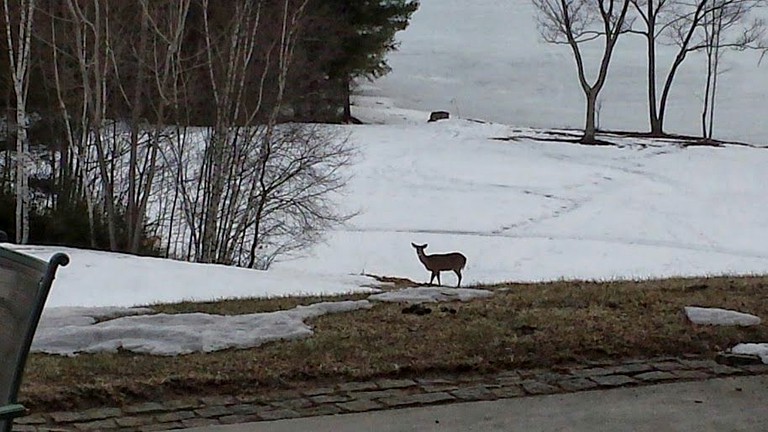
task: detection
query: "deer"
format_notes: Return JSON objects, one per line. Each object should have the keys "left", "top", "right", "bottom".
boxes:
{"left": 411, "top": 243, "right": 467, "bottom": 287}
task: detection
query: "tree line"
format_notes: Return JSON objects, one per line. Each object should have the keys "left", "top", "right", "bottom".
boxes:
{"left": 532, "top": 0, "right": 766, "bottom": 143}
{"left": 0, "top": 0, "right": 418, "bottom": 268}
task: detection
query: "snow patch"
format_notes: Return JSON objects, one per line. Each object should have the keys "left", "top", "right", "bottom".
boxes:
{"left": 731, "top": 343, "right": 768, "bottom": 364}
{"left": 38, "top": 306, "right": 155, "bottom": 328}
{"left": 6, "top": 245, "right": 377, "bottom": 308}
{"left": 31, "top": 300, "right": 371, "bottom": 356}
{"left": 369, "top": 287, "right": 493, "bottom": 304}
{"left": 684, "top": 306, "right": 761, "bottom": 326}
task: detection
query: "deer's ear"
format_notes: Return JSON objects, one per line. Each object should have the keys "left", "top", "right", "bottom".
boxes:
{"left": 411, "top": 242, "right": 417, "bottom": 248}
{"left": 423, "top": 244, "right": 428, "bottom": 248}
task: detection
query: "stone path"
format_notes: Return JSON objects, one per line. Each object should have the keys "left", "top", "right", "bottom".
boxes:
{"left": 14, "top": 356, "right": 768, "bottom": 432}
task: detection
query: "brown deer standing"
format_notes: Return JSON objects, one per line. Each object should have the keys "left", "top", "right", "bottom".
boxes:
{"left": 411, "top": 243, "right": 467, "bottom": 287}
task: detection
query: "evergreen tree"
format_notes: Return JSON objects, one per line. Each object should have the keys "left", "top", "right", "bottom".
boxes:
{"left": 310, "top": 0, "right": 419, "bottom": 121}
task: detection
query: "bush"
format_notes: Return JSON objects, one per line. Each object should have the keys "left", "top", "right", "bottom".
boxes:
{"left": 0, "top": 187, "right": 158, "bottom": 255}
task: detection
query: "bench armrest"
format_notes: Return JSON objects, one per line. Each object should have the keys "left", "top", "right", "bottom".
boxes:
{"left": 0, "top": 404, "right": 26, "bottom": 420}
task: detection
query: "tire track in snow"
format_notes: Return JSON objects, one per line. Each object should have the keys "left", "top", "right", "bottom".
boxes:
{"left": 341, "top": 227, "right": 768, "bottom": 261}
{"left": 491, "top": 146, "right": 683, "bottom": 234}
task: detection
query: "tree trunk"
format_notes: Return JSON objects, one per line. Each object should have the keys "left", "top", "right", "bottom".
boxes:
{"left": 127, "top": 11, "right": 149, "bottom": 253}
{"left": 92, "top": 132, "right": 119, "bottom": 250}
{"left": 342, "top": 78, "right": 351, "bottom": 123}
{"left": 582, "top": 90, "right": 598, "bottom": 143}
{"left": 201, "top": 129, "right": 226, "bottom": 263}
{"left": 14, "top": 109, "right": 29, "bottom": 244}
{"left": 4, "top": 0, "right": 35, "bottom": 244}
{"left": 656, "top": 0, "right": 708, "bottom": 136}
{"left": 650, "top": 116, "right": 663, "bottom": 137}
{"left": 646, "top": 6, "right": 663, "bottom": 136}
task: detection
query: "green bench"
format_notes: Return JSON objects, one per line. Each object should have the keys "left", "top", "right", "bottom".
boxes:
{"left": 0, "top": 246, "right": 69, "bottom": 432}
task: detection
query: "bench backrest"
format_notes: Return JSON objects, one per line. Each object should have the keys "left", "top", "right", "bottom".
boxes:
{"left": 0, "top": 247, "right": 68, "bottom": 424}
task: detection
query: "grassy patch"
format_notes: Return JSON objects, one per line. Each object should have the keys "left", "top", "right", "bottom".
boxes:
{"left": 21, "top": 275, "right": 768, "bottom": 411}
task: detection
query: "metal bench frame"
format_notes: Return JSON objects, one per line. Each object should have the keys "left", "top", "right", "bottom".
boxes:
{"left": 0, "top": 246, "right": 69, "bottom": 432}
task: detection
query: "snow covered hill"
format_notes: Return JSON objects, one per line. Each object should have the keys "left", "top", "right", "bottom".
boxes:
{"left": 5, "top": 108, "right": 768, "bottom": 309}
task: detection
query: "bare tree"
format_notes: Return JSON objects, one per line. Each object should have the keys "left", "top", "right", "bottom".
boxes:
{"left": 700, "top": 0, "right": 765, "bottom": 139}
{"left": 59, "top": 0, "right": 120, "bottom": 250}
{"left": 31, "top": 0, "right": 355, "bottom": 266}
{"left": 242, "top": 124, "right": 355, "bottom": 270}
{"left": 629, "top": 0, "right": 676, "bottom": 136}
{"left": 532, "top": 0, "right": 632, "bottom": 143}
{"left": 156, "top": 0, "right": 355, "bottom": 268}
{"left": 193, "top": 0, "right": 269, "bottom": 263}
{"left": 120, "top": 3, "right": 151, "bottom": 253}
{"left": 629, "top": 0, "right": 764, "bottom": 136}
{"left": 3, "top": 0, "right": 36, "bottom": 243}
{"left": 110, "top": 0, "right": 192, "bottom": 253}
{"left": 39, "top": 0, "right": 100, "bottom": 247}
{"left": 702, "top": 1, "right": 725, "bottom": 140}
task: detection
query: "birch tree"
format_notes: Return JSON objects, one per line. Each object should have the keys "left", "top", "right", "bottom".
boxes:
{"left": 532, "top": 0, "right": 632, "bottom": 143}
{"left": 60, "top": 0, "right": 120, "bottom": 250}
{"left": 41, "top": 0, "right": 100, "bottom": 247}
{"left": 3, "top": 0, "right": 35, "bottom": 244}
{"left": 162, "top": 0, "right": 355, "bottom": 268}
{"left": 25, "top": 0, "right": 355, "bottom": 262}
{"left": 192, "top": 0, "right": 268, "bottom": 263}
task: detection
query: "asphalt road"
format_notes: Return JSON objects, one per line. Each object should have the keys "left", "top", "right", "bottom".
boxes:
{"left": 184, "top": 375, "right": 768, "bottom": 432}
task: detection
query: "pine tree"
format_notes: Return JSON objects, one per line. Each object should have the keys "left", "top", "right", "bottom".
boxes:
{"left": 310, "top": 0, "right": 419, "bottom": 121}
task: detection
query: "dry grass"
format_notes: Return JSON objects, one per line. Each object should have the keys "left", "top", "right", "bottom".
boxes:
{"left": 148, "top": 293, "right": 372, "bottom": 315}
{"left": 21, "top": 275, "right": 768, "bottom": 411}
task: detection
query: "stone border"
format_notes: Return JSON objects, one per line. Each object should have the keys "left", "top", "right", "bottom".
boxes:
{"left": 14, "top": 357, "right": 768, "bottom": 431}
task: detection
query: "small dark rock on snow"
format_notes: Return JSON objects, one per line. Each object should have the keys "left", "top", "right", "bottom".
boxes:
{"left": 428, "top": 111, "right": 450, "bottom": 122}
{"left": 716, "top": 352, "right": 763, "bottom": 366}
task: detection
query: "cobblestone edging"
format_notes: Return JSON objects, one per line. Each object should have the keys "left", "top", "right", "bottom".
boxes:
{"left": 15, "top": 357, "right": 768, "bottom": 432}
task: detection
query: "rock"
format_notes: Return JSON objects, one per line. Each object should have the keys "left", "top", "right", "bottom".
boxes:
{"left": 402, "top": 304, "right": 432, "bottom": 315}
{"left": 439, "top": 306, "right": 457, "bottom": 314}
{"left": 730, "top": 343, "right": 768, "bottom": 364}
{"left": 428, "top": 111, "right": 450, "bottom": 122}
{"left": 716, "top": 352, "right": 764, "bottom": 366}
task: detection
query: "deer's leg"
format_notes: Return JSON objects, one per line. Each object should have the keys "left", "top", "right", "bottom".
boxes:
{"left": 436, "top": 272, "right": 442, "bottom": 286}
{"left": 430, "top": 272, "right": 437, "bottom": 285}
{"left": 454, "top": 269, "right": 462, "bottom": 287}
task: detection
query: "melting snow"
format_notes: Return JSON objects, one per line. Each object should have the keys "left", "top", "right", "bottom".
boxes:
{"left": 31, "top": 301, "right": 372, "bottom": 356}
{"left": 369, "top": 287, "right": 493, "bottom": 304}
{"left": 684, "top": 306, "right": 762, "bottom": 326}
